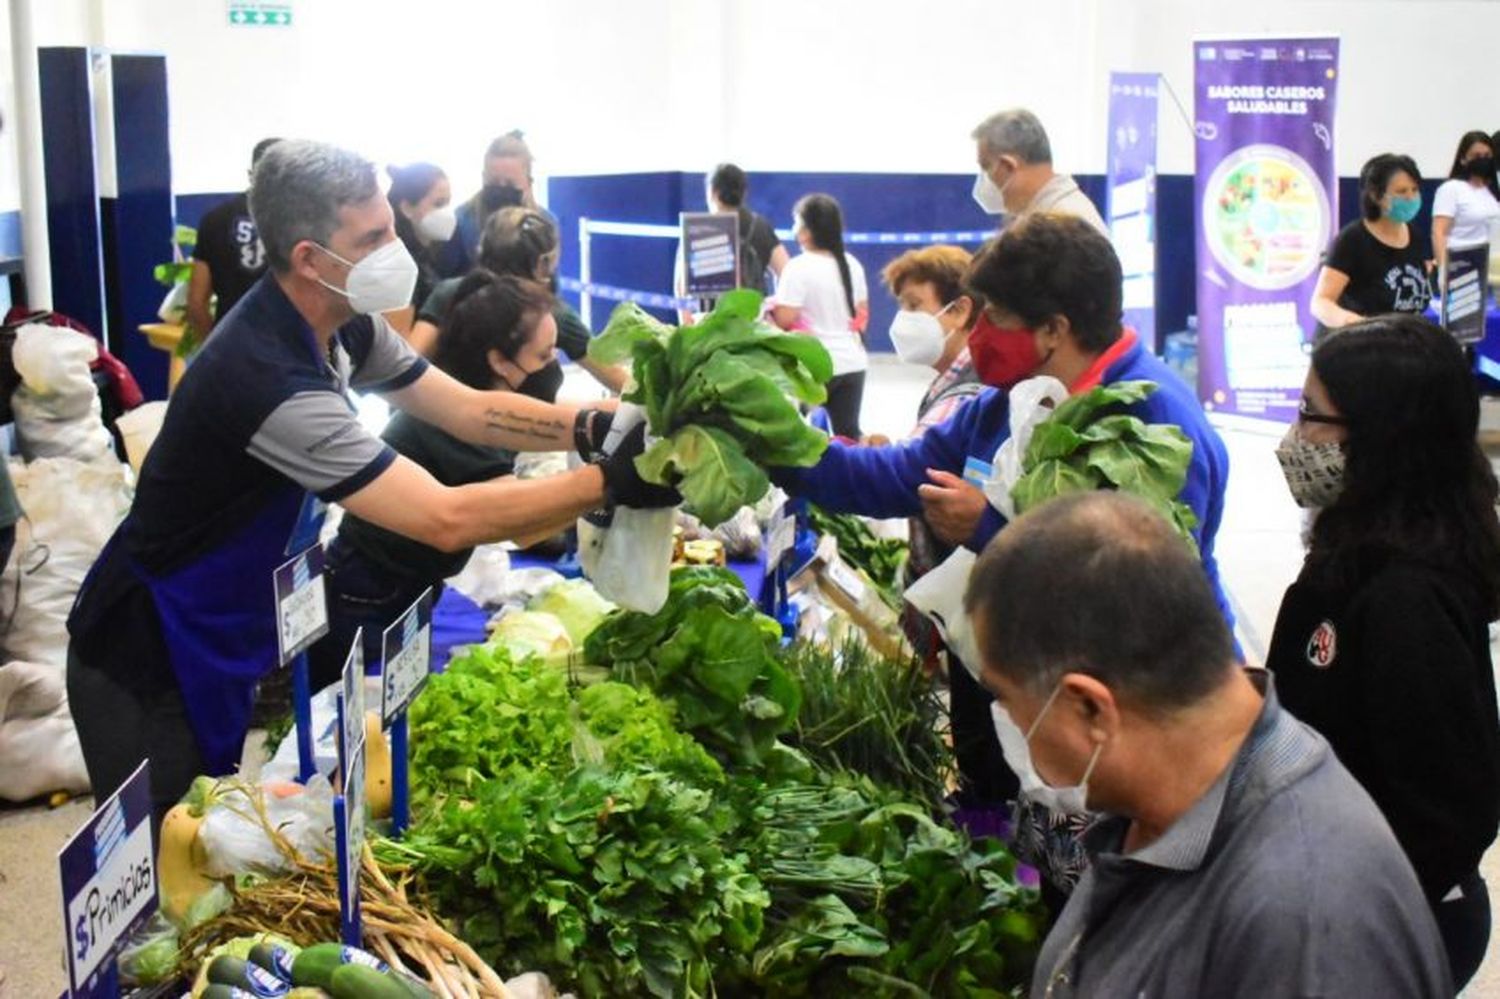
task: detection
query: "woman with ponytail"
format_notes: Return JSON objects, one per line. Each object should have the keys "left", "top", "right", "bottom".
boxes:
{"left": 772, "top": 193, "right": 870, "bottom": 439}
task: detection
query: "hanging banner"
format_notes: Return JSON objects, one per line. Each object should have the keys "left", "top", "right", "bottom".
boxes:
{"left": 1107, "top": 72, "right": 1160, "bottom": 346}
{"left": 1193, "top": 37, "right": 1339, "bottom": 417}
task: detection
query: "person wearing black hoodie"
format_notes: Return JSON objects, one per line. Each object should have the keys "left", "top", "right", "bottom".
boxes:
{"left": 1266, "top": 314, "right": 1500, "bottom": 990}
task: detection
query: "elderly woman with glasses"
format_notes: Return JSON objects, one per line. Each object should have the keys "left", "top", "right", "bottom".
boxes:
{"left": 1266, "top": 313, "right": 1500, "bottom": 989}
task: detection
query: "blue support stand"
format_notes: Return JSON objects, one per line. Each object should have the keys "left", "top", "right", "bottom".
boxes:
{"left": 390, "top": 713, "right": 409, "bottom": 836}
{"left": 332, "top": 795, "right": 360, "bottom": 946}
{"left": 292, "top": 652, "right": 315, "bottom": 782}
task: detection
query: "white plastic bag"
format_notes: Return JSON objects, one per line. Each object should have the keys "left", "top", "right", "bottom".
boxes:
{"left": 157, "top": 281, "right": 189, "bottom": 324}
{"left": 0, "top": 659, "right": 90, "bottom": 799}
{"left": 261, "top": 675, "right": 380, "bottom": 783}
{"left": 115, "top": 400, "right": 168, "bottom": 476}
{"left": 197, "top": 775, "right": 336, "bottom": 876}
{"left": 903, "top": 548, "right": 983, "bottom": 680}
{"left": 983, "top": 375, "right": 1070, "bottom": 520}
{"left": 0, "top": 456, "right": 133, "bottom": 666}
{"left": 578, "top": 403, "right": 675, "bottom": 613}
{"left": 9, "top": 324, "right": 114, "bottom": 463}
{"left": 445, "top": 543, "right": 513, "bottom": 608}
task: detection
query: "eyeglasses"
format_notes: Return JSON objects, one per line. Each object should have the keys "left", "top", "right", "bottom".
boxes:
{"left": 1297, "top": 401, "right": 1349, "bottom": 426}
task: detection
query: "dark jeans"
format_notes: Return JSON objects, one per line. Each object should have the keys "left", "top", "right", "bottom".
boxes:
{"left": 66, "top": 642, "right": 205, "bottom": 834}
{"left": 824, "top": 371, "right": 866, "bottom": 440}
{"left": 307, "top": 540, "right": 438, "bottom": 691}
{"left": 1434, "top": 869, "right": 1490, "bottom": 991}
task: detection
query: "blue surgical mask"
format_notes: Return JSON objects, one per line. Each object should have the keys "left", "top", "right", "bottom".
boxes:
{"left": 1386, "top": 194, "right": 1421, "bottom": 224}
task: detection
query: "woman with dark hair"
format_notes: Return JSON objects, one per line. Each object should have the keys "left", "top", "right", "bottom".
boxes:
{"left": 415, "top": 206, "right": 626, "bottom": 391}
{"left": 1267, "top": 314, "right": 1500, "bottom": 989}
{"left": 310, "top": 272, "right": 561, "bottom": 682}
{"left": 387, "top": 162, "right": 453, "bottom": 315}
{"left": 1432, "top": 131, "right": 1500, "bottom": 272}
{"left": 1310, "top": 153, "right": 1430, "bottom": 335}
{"left": 772, "top": 193, "right": 870, "bottom": 439}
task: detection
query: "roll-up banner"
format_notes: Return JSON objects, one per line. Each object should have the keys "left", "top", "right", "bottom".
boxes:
{"left": 1193, "top": 37, "right": 1339, "bottom": 417}
{"left": 1106, "top": 72, "right": 1160, "bottom": 347}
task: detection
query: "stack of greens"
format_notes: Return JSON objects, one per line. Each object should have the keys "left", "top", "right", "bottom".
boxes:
{"left": 590, "top": 291, "right": 833, "bottom": 526}
{"left": 393, "top": 641, "right": 1043, "bottom": 998}
{"left": 780, "top": 639, "right": 952, "bottom": 810}
{"left": 583, "top": 566, "right": 801, "bottom": 767}
{"left": 1011, "top": 380, "right": 1199, "bottom": 546}
{"left": 806, "top": 504, "right": 909, "bottom": 609}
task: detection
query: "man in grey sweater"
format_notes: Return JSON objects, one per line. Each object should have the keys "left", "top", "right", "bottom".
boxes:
{"left": 964, "top": 491, "right": 1451, "bottom": 997}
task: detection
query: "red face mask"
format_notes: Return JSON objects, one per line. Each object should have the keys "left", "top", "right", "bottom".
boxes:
{"left": 969, "top": 314, "right": 1043, "bottom": 389}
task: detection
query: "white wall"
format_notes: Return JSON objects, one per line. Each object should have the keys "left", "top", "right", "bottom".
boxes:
{"left": 0, "top": 0, "right": 1496, "bottom": 211}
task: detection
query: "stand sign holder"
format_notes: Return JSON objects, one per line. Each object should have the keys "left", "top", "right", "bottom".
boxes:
{"left": 274, "top": 543, "right": 330, "bottom": 782}
{"left": 59, "top": 761, "right": 157, "bottom": 998}
{"left": 681, "top": 211, "right": 740, "bottom": 314}
{"left": 334, "top": 630, "right": 366, "bottom": 947}
{"left": 380, "top": 588, "right": 435, "bottom": 836}
{"left": 1440, "top": 244, "right": 1491, "bottom": 345}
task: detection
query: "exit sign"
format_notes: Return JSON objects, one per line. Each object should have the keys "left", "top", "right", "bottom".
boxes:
{"left": 228, "top": 2, "right": 293, "bottom": 27}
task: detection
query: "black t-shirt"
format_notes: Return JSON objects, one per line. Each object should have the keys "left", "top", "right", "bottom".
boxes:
{"left": 193, "top": 192, "right": 267, "bottom": 325}
{"left": 738, "top": 207, "right": 781, "bottom": 291}
{"left": 337, "top": 412, "right": 516, "bottom": 583}
{"left": 418, "top": 277, "right": 592, "bottom": 360}
{"left": 1324, "top": 220, "right": 1431, "bottom": 318}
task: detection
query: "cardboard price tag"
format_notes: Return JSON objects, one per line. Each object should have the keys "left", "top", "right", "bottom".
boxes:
{"left": 381, "top": 590, "right": 434, "bottom": 724}
{"left": 59, "top": 761, "right": 157, "bottom": 997}
{"left": 274, "top": 545, "right": 329, "bottom": 664}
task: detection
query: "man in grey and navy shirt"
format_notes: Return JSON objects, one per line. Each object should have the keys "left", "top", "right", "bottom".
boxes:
{"left": 964, "top": 492, "right": 1451, "bottom": 997}
{"left": 67, "top": 140, "right": 670, "bottom": 822}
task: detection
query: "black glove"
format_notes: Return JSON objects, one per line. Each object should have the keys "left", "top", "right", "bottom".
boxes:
{"left": 600, "top": 422, "right": 681, "bottom": 509}
{"left": 573, "top": 408, "right": 614, "bottom": 461}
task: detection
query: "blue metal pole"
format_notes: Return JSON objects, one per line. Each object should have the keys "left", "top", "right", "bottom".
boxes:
{"left": 292, "top": 652, "right": 315, "bottom": 782}
{"left": 390, "top": 712, "right": 409, "bottom": 837}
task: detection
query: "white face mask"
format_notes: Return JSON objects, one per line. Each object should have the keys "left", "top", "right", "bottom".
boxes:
{"left": 314, "top": 239, "right": 419, "bottom": 315}
{"left": 990, "top": 685, "right": 1103, "bottom": 816}
{"left": 889, "top": 301, "right": 955, "bottom": 368}
{"left": 973, "top": 167, "right": 1008, "bottom": 215}
{"left": 416, "top": 205, "right": 457, "bottom": 243}
{"left": 1275, "top": 424, "right": 1347, "bottom": 508}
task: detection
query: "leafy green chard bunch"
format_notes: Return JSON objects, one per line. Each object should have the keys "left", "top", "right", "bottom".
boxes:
{"left": 591, "top": 290, "right": 833, "bottom": 526}
{"left": 1012, "top": 380, "right": 1200, "bottom": 547}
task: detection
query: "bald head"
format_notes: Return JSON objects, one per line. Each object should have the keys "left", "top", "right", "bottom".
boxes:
{"left": 964, "top": 492, "right": 1233, "bottom": 711}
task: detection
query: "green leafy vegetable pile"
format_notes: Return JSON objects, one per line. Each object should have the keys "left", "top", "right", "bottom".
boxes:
{"left": 806, "top": 504, "right": 909, "bottom": 609}
{"left": 584, "top": 566, "right": 801, "bottom": 768}
{"left": 1011, "top": 380, "right": 1198, "bottom": 545}
{"left": 392, "top": 577, "right": 1044, "bottom": 998}
{"left": 590, "top": 290, "right": 833, "bottom": 526}
{"left": 781, "top": 639, "right": 952, "bottom": 810}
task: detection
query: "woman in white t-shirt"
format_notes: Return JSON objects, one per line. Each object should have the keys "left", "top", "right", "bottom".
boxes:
{"left": 772, "top": 194, "right": 870, "bottom": 439}
{"left": 1432, "top": 130, "right": 1500, "bottom": 272}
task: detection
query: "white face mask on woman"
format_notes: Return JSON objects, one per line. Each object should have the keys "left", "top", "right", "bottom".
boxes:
{"left": 313, "top": 238, "right": 419, "bottom": 315}
{"left": 989, "top": 684, "right": 1103, "bottom": 816}
{"left": 416, "top": 205, "right": 458, "bottom": 243}
{"left": 888, "top": 301, "right": 956, "bottom": 367}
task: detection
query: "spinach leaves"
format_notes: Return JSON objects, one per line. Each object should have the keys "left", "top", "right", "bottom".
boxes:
{"left": 591, "top": 291, "right": 832, "bottom": 526}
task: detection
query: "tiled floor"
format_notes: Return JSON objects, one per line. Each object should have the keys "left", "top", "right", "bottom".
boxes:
{"left": 1, "top": 359, "right": 1496, "bottom": 996}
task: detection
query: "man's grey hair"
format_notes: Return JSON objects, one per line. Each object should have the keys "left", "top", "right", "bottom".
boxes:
{"left": 971, "top": 108, "right": 1053, "bottom": 165}
{"left": 248, "top": 139, "right": 380, "bottom": 272}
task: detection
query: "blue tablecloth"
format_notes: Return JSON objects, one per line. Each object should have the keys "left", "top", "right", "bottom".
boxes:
{"left": 430, "top": 553, "right": 768, "bottom": 669}
{"left": 1469, "top": 306, "right": 1500, "bottom": 387}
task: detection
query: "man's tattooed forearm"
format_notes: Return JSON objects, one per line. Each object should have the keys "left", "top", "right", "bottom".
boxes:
{"left": 485, "top": 409, "right": 568, "bottom": 441}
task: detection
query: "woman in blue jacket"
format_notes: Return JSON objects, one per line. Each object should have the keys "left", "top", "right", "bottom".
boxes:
{"left": 778, "top": 213, "right": 1232, "bottom": 819}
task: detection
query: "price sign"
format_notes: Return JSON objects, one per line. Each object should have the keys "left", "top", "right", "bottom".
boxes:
{"left": 340, "top": 737, "right": 366, "bottom": 912}
{"left": 381, "top": 590, "right": 434, "bottom": 724}
{"left": 826, "top": 557, "right": 868, "bottom": 605}
{"left": 273, "top": 545, "right": 329, "bottom": 664}
{"left": 59, "top": 761, "right": 157, "bottom": 998}
{"left": 340, "top": 631, "right": 365, "bottom": 785}
{"left": 1440, "top": 245, "right": 1490, "bottom": 345}
{"left": 766, "top": 505, "right": 796, "bottom": 569}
